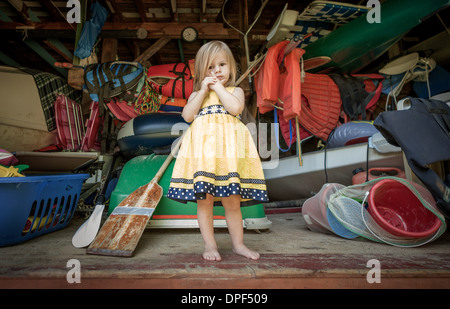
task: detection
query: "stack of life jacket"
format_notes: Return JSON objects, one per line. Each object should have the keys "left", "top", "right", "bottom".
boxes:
{"left": 84, "top": 61, "right": 145, "bottom": 105}
{"left": 255, "top": 40, "right": 385, "bottom": 149}
{"left": 83, "top": 60, "right": 195, "bottom": 122}
{"left": 140, "top": 59, "right": 195, "bottom": 114}
{"left": 83, "top": 61, "right": 145, "bottom": 122}
{"left": 254, "top": 41, "right": 342, "bottom": 152}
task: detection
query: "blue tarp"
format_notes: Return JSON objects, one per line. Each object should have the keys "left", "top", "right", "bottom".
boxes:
{"left": 74, "top": 2, "right": 108, "bottom": 59}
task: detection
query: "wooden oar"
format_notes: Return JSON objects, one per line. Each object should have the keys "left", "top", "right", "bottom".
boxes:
{"left": 86, "top": 137, "right": 182, "bottom": 257}
{"left": 303, "top": 56, "right": 331, "bottom": 71}
{"left": 72, "top": 152, "right": 118, "bottom": 248}
{"left": 295, "top": 116, "right": 303, "bottom": 166}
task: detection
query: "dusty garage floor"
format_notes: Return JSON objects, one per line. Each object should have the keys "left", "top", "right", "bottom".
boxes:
{"left": 0, "top": 210, "right": 449, "bottom": 293}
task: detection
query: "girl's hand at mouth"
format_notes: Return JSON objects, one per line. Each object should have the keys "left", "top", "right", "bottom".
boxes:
{"left": 208, "top": 72, "right": 225, "bottom": 90}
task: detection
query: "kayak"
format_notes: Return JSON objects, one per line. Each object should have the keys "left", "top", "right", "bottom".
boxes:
{"left": 303, "top": 0, "right": 450, "bottom": 73}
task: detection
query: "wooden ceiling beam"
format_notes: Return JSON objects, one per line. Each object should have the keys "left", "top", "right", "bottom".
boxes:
{"left": 43, "top": 39, "right": 73, "bottom": 62}
{"left": 135, "top": 0, "right": 148, "bottom": 23}
{"left": 6, "top": 0, "right": 70, "bottom": 77}
{"left": 134, "top": 36, "right": 171, "bottom": 63}
{"left": 7, "top": 0, "right": 33, "bottom": 22}
{"left": 99, "top": 0, "right": 124, "bottom": 22}
{"left": 200, "top": 0, "right": 207, "bottom": 22}
{"left": 39, "top": 0, "right": 68, "bottom": 22}
{"left": 1, "top": 22, "right": 242, "bottom": 39}
{"left": 23, "top": 39, "right": 67, "bottom": 78}
{"left": 101, "top": 38, "right": 117, "bottom": 62}
{"left": 170, "top": 0, "right": 178, "bottom": 22}
{"left": 0, "top": 50, "right": 22, "bottom": 67}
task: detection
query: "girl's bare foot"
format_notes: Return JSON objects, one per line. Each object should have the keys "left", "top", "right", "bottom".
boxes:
{"left": 203, "top": 245, "right": 222, "bottom": 261}
{"left": 233, "top": 244, "right": 260, "bottom": 260}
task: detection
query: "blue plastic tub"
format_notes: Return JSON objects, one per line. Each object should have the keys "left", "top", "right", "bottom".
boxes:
{"left": 0, "top": 173, "right": 89, "bottom": 246}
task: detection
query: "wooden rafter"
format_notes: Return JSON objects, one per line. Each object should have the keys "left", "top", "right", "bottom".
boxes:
{"left": 134, "top": 36, "right": 171, "bottom": 63}
{"left": 7, "top": 0, "right": 34, "bottom": 23}
{"left": 0, "top": 0, "right": 291, "bottom": 76}
{"left": 200, "top": 0, "right": 207, "bottom": 22}
{"left": 135, "top": 0, "right": 148, "bottom": 23}
{"left": 5, "top": 0, "right": 69, "bottom": 77}
{"left": 170, "top": 0, "right": 178, "bottom": 22}
{"left": 102, "top": 0, "right": 124, "bottom": 22}
{"left": 1, "top": 22, "right": 242, "bottom": 40}
{"left": 39, "top": 0, "right": 68, "bottom": 22}
{"left": 43, "top": 39, "right": 73, "bottom": 62}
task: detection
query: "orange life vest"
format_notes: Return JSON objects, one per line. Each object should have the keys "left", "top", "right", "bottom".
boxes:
{"left": 158, "top": 95, "right": 187, "bottom": 113}
{"left": 255, "top": 40, "right": 289, "bottom": 114}
{"left": 255, "top": 41, "right": 309, "bottom": 146}
{"left": 278, "top": 47, "right": 305, "bottom": 121}
{"left": 277, "top": 47, "right": 310, "bottom": 148}
{"left": 255, "top": 41, "right": 342, "bottom": 143}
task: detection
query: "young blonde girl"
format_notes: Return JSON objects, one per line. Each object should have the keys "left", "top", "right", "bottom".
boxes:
{"left": 167, "top": 41, "right": 268, "bottom": 261}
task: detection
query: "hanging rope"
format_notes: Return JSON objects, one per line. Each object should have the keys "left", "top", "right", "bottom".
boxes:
{"left": 134, "top": 77, "right": 161, "bottom": 114}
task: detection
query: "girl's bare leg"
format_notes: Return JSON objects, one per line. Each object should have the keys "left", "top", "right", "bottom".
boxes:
{"left": 221, "top": 195, "right": 260, "bottom": 260}
{"left": 197, "top": 194, "right": 221, "bottom": 261}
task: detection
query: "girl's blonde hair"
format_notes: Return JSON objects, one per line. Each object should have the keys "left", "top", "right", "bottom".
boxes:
{"left": 193, "top": 41, "right": 237, "bottom": 91}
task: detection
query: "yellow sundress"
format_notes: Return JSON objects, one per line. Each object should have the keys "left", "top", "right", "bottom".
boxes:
{"left": 167, "top": 87, "right": 268, "bottom": 206}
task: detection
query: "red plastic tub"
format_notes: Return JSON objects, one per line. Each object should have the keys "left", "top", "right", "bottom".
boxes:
{"left": 368, "top": 178, "right": 441, "bottom": 238}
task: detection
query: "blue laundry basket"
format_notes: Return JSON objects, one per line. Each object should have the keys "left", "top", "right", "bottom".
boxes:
{"left": 0, "top": 174, "right": 89, "bottom": 246}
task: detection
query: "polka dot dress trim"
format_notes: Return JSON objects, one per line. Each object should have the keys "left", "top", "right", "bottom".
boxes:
{"left": 198, "top": 104, "right": 241, "bottom": 120}
{"left": 167, "top": 172, "right": 268, "bottom": 205}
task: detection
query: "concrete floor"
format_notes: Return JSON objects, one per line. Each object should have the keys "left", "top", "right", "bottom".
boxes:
{"left": 0, "top": 210, "right": 449, "bottom": 290}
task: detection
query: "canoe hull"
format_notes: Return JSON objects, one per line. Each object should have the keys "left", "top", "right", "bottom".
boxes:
{"left": 303, "top": 0, "right": 450, "bottom": 73}
{"left": 263, "top": 143, "right": 404, "bottom": 201}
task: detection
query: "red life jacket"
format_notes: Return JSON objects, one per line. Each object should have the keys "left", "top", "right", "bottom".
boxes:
{"left": 276, "top": 109, "right": 312, "bottom": 150}
{"left": 299, "top": 73, "right": 342, "bottom": 141}
{"left": 148, "top": 59, "right": 194, "bottom": 100}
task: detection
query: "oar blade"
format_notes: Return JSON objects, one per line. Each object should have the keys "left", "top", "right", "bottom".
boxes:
{"left": 86, "top": 181, "right": 163, "bottom": 257}
{"left": 72, "top": 204, "right": 105, "bottom": 248}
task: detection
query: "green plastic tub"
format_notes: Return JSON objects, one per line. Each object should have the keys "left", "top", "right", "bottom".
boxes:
{"left": 109, "top": 154, "right": 272, "bottom": 230}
